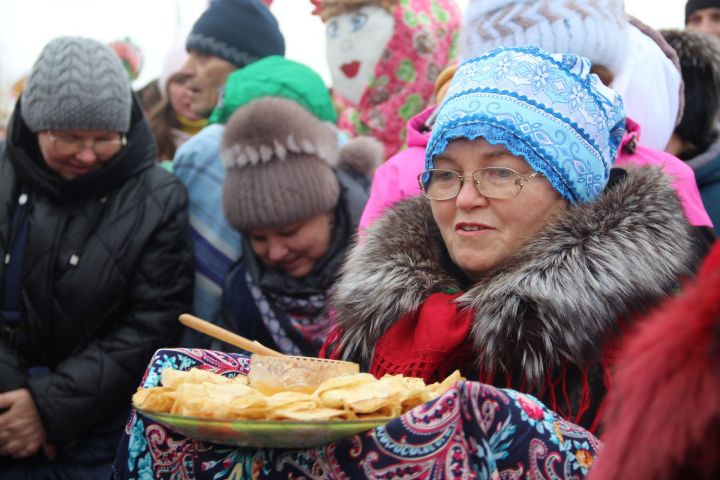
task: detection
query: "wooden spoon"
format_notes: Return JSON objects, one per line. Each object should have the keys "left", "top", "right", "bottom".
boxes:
{"left": 179, "top": 313, "right": 284, "bottom": 357}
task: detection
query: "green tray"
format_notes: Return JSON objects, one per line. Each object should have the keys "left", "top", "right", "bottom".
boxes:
{"left": 137, "top": 409, "right": 389, "bottom": 448}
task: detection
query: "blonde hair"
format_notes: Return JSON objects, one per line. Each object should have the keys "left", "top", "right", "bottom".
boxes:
{"left": 313, "top": 0, "right": 397, "bottom": 22}
{"left": 433, "top": 63, "right": 458, "bottom": 104}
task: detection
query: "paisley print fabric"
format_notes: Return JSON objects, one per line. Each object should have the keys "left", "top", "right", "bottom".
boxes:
{"left": 112, "top": 349, "right": 600, "bottom": 479}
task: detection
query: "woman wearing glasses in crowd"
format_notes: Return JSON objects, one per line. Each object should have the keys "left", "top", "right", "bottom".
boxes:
{"left": 324, "top": 46, "right": 698, "bottom": 432}
{"left": 0, "top": 37, "right": 193, "bottom": 477}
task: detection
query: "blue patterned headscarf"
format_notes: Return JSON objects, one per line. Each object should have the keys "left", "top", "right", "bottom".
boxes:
{"left": 426, "top": 46, "right": 626, "bottom": 203}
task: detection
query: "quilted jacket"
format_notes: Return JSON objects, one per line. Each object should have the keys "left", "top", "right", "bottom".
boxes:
{"left": 0, "top": 96, "right": 194, "bottom": 452}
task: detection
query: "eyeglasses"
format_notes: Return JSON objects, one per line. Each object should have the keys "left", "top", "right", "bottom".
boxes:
{"left": 418, "top": 167, "right": 544, "bottom": 201}
{"left": 48, "top": 131, "right": 127, "bottom": 157}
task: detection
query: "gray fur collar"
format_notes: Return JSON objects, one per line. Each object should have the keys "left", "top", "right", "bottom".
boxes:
{"left": 332, "top": 167, "right": 696, "bottom": 386}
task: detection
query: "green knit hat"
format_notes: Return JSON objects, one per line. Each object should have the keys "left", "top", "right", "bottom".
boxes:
{"left": 208, "top": 55, "right": 337, "bottom": 125}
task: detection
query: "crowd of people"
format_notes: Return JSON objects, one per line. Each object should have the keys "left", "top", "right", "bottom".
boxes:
{"left": 0, "top": 0, "right": 718, "bottom": 478}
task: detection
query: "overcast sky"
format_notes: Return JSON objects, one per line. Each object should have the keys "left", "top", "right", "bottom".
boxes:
{"left": 0, "top": 0, "right": 687, "bottom": 91}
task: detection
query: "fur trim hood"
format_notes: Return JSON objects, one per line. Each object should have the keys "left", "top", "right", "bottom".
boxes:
{"left": 333, "top": 167, "right": 696, "bottom": 386}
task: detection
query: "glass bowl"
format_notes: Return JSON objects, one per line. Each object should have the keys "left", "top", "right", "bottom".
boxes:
{"left": 248, "top": 354, "right": 360, "bottom": 395}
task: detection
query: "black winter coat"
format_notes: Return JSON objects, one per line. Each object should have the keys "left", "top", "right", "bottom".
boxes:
{"left": 0, "top": 97, "right": 194, "bottom": 452}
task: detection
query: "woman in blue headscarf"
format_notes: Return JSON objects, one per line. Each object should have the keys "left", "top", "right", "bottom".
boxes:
{"left": 325, "top": 46, "right": 698, "bottom": 431}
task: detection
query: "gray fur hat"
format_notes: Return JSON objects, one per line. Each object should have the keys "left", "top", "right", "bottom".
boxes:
{"left": 21, "top": 36, "right": 132, "bottom": 133}
{"left": 221, "top": 96, "right": 383, "bottom": 232}
{"left": 221, "top": 97, "right": 341, "bottom": 232}
{"left": 661, "top": 29, "right": 720, "bottom": 154}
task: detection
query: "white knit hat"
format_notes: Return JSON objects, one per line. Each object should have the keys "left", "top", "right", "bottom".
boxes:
{"left": 158, "top": 26, "right": 192, "bottom": 98}
{"left": 461, "top": 0, "right": 629, "bottom": 74}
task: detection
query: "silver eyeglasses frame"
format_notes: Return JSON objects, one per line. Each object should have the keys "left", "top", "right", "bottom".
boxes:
{"left": 47, "top": 131, "right": 127, "bottom": 156}
{"left": 417, "top": 167, "right": 544, "bottom": 200}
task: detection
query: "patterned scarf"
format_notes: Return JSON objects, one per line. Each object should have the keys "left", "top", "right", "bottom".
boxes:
{"left": 242, "top": 207, "right": 350, "bottom": 356}
{"left": 245, "top": 268, "right": 335, "bottom": 356}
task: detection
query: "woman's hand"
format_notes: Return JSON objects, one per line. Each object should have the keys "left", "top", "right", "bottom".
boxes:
{"left": 0, "top": 388, "right": 47, "bottom": 458}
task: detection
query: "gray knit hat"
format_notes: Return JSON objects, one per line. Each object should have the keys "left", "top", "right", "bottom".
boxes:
{"left": 221, "top": 97, "right": 341, "bottom": 232}
{"left": 21, "top": 36, "right": 132, "bottom": 133}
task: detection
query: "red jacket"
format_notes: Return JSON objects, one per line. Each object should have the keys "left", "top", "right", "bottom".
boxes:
{"left": 590, "top": 241, "right": 720, "bottom": 479}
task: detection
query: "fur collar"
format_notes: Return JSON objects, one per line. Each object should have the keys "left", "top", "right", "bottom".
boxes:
{"left": 332, "top": 167, "right": 696, "bottom": 386}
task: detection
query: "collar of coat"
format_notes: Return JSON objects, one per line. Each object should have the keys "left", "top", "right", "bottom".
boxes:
{"left": 332, "top": 166, "right": 696, "bottom": 387}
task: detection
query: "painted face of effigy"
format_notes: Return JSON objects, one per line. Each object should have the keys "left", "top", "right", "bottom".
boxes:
{"left": 325, "top": 4, "right": 395, "bottom": 105}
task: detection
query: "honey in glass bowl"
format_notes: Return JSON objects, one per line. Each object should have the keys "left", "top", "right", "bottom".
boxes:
{"left": 248, "top": 354, "right": 360, "bottom": 395}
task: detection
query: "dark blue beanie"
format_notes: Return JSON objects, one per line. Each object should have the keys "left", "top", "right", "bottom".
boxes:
{"left": 686, "top": 0, "right": 720, "bottom": 22}
{"left": 186, "top": 0, "right": 285, "bottom": 67}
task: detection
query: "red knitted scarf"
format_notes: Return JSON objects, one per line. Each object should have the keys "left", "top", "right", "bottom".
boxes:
{"left": 369, "top": 292, "right": 476, "bottom": 384}
{"left": 322, "top": 291, "right": 618, "bottom": 430}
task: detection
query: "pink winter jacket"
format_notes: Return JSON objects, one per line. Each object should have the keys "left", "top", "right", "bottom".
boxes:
{"left": 616, "top": 119, "right": 712, "bottom": 228}
{"left": 358, "top": 107, "right": 432, "bottom": 231}
{"left": 359, "top": 110, "right": 713, "bottom": 232}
